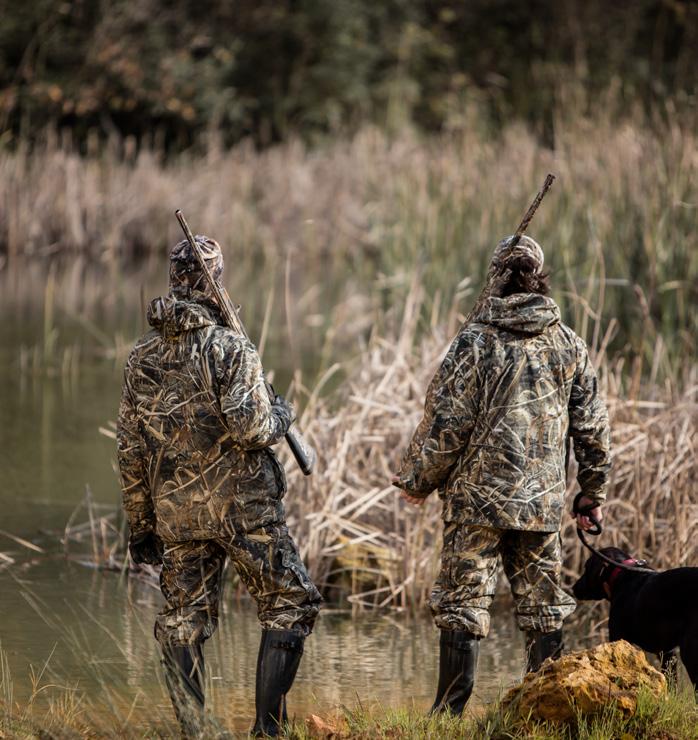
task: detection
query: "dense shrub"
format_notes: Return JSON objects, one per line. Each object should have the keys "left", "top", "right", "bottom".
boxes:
{"left": 1, "top": 0, "right": 696, "bottom": 148}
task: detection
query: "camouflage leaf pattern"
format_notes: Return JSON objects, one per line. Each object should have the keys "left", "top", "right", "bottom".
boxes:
{"left": 397, "top": 293, "right": 611, "bottom": 531}
{"left": 161, "top": 645, "right": 206, "bottom": 735}
{"left": 430, "top": 523, "right": 576, "bottom": 636}
{"left": 117, "top": 295, "right": 293, "bottom": 542}
{"left": 155, "top": 524, "right": 321, "bottom": 646}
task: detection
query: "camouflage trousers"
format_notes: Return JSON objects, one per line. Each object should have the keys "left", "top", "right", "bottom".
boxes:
{"left": 154, "top": 523, "right": 321, "bottom": 648}
{"left": 429, "top": 523, "right": 576, "bottom": 637}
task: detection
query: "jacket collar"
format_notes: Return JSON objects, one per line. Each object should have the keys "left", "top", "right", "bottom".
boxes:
{"left": 475, "top": 293, "right": 560, "bottom": 334}
{"left": 147, "top": 295, "right": 221, "bottom": 338}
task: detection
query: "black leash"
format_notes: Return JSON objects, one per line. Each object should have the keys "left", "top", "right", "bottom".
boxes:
{"left": 572, "top": 493, "right": 656, "bottom": 575}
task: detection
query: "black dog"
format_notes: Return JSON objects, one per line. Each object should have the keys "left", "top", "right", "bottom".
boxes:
{"left": 573, "top": 546, "right": 698, "bottom": 688}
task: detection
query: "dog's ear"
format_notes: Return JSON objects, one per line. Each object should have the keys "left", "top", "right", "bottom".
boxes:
{"left": 589, "top": 552, "right": 609, "bottom": 575}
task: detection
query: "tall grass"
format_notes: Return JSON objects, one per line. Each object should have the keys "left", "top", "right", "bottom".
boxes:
{"left": 1, "top": 109, "right": 696, "bottom": 365}
{"left": 279, "top": 284, "right": 697, "bottom": 611}
{"left": 0, "top": 642, "right": 176, "bottom": 738}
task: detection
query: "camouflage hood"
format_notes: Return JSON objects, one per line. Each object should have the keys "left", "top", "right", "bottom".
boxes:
{"left": 147, "top": 296, "right": 220, "bottom": 339}
{"left": 475, "top": 293, "right": 560, "bottom": 334}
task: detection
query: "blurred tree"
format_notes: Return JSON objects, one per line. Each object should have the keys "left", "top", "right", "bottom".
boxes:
{"left": 0, "top": 0, "right": 695, "bottom": 148}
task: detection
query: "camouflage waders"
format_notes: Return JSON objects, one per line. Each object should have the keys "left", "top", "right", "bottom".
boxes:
{"left": 154, "top": 524, "right": 320, "bottom": 648}
{"left": 429, "top": 523, "right": 576, "bottom": 636}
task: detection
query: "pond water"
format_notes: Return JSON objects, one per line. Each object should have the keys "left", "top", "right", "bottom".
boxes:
{"left": 2, "top": 559, "right": 535, "bottom": 733}
{"left": 0, "top": 262, "right": 601, "bottom": 734}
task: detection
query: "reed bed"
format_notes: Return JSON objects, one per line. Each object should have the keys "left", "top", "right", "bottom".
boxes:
{"left": 4, "top": 108, "right": 693, "bottom": 610}
{"left": 1, "top": 110, "right": 696, "bottom": 363}
{"left": 58, "top": 283, "right": 696, "bottom": 613}
{"left": 280, "top": 287, "right": 697, "bottom": 611}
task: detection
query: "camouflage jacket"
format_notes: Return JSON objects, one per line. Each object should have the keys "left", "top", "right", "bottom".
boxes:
{"left": 397, "top": 293, "right": 611, "bottom": 531}
{"left": 117, "top": 296, "right": 292, "bottom": 542}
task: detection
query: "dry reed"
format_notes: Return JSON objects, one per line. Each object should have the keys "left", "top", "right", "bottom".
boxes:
{"left": 5, "top": 111, "right": 693, "bottom": 610}
{"left": 1, "top": 111, "right": 696, "bottom": 365}
{"left": 280, "top": 286, "right": 697, "bottom": 611}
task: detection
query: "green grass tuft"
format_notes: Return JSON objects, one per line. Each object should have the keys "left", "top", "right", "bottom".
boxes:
{"left": 287, "top": 687, "right": 698, "bottom": 740}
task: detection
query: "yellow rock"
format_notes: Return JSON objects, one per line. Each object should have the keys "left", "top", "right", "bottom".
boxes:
{"left": 501, "top": 640, "right": 666, "bottom": 724}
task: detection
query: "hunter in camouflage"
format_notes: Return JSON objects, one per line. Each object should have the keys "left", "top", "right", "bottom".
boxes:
{"left": 117, "top": 235, "right": 321, "bottom": 737}
{"left": 394, "top": 234, "right": 611, "bottom": 715}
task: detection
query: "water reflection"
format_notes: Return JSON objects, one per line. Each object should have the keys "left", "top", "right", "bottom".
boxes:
{"left": 1, "top": 559, "right": 542, "bottom": 733}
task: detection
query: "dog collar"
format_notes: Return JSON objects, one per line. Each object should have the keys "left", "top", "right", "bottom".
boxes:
{"left": 607, "top": 559, "right": 638, "bottom": 592}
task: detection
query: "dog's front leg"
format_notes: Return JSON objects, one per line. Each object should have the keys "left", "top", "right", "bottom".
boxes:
{"left": 608, "top": 610, "right": 623, "bottom": 643}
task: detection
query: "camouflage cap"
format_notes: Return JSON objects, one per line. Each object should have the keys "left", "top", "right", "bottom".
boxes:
{"left": 491, "top": 235, "right": 544, "bottom": 273}
{"left": 169, "top": 235, "right": 224, "bottom": 299}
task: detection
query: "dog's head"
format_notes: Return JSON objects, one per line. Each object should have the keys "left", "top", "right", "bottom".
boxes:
{"left": 572, "top": 547, "right": 633, "bottom": 601}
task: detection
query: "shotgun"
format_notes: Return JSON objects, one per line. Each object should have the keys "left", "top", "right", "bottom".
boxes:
{"left": 175, "top": 209, "right": 316, "bottom": 475}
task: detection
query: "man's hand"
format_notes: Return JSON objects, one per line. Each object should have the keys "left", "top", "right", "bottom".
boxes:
{"left": 573, "top": 495, "right": 603, "bottom": 532}
{"left": 129, "top": 530, "right": 164, "bottom": 565}
{"left": 272, "top": 393, "right": 295, "bottom": 423}
{"left": 391, "top": 475, "right": 428, "bottom": 507}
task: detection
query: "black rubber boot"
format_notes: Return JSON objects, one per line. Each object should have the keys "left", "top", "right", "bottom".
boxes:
{"left": 525, "top": 628, "right": 563, "bottom": 673}
{"left": 252, "top": 628, "right": 305, "bottom": 737}
{"left": 431, "top": 629, "right": 480, "bottom": 715}
{"left": 162, "top": 643, "right": 206, "bottom": 738}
